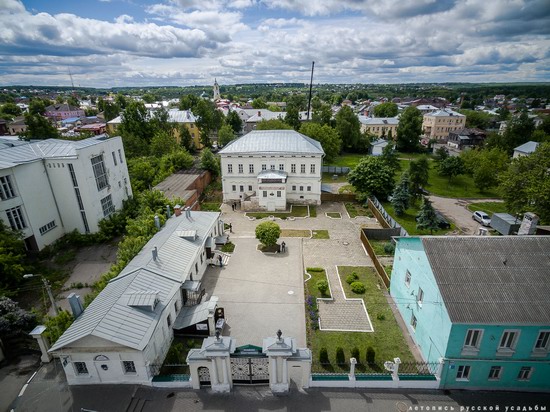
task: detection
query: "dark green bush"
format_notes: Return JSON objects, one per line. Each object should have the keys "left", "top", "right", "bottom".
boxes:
{"left": 350, "top": 281, "right": 366, "bottom": 294}
{"left": 366, "top": 346, "right": 376, "bottom": 365}
{"left": 336, "top": 347, "right": 346, "bottom": 365}
{"left": 317, "top": 280, "right": 329, "bottom": 295}
{"left": 351, "top": 347, "right": 360, "bottom": 361}
{"left": 383, "top": 242, "right": 395, "bottom": 254}
{"left": 319, "top": 347, "right": 329, "bottom": 364}
{"left": 346, "top": 272, "right": 359, "bottom": 284}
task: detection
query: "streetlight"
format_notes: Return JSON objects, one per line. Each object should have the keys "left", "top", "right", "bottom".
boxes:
{"left": 23, "top": 274, "right": 58, "bottom": 316}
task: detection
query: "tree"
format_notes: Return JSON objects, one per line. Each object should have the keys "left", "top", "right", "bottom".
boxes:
{"left": 179, "top": 94, "right": 200, "bottom": 111}
{"left": 226, "top": 110, "right": 243, "bottom": 134}
{"left": 21, "top": 114, "right": 59, "bottom": 140}
{"left": 150, "top": 130, "right": 179, "bottom": 157}
{"left": 459, "top": 109, "right": 493, "bottom": 129}
{"left": 461, "top": 148, "right": 509, "bottom": 192}
{"left": 1, "top": 103, "right": 22, "bottom": 117}
{"left": 127, "top": 158, "right": 156, "bottom": 192}
{"left": 255, "top": 221, "right": 281, "bottom": 247}
{"left": 335, "top": 106, "right": 361, "bottom": 151}
{"left": 97, "top": 98, "right": 120, "bottom": 122}
{"left": 0, "top": 221, "right": 27, "bottom": 294}
{"left": 178, "top": 124, "right": 194, "bottom": 151}
{"left": 373, "top": 102, "right": 398, "bottom": 118}
{"left": 200, "top": 148, "right": 219, "bottom": 176}
{"left": 256, "top": 119, "right": 292, "bottom": 130}
{"left": 218, "top": 124, "right": 235, "bottom": 147}
{"left": 433, "top": 147, "right": 449, "bottom": 164}
{"left": 396, "top": 106, "right": 422, "bottom": 152}
{"left": 28, "top": 98, "right": 49, "bottom": 115}
{"left": 409, "top": 156, "right": 430, "bottom": 196}
{"left": 299, "top": 123, "right": 342, "bottom": 162}
{"left": 438, "top": 156, "right": 465, "bottom": 182}
{"left": 313, "top": 104, "right": 333, "bottom": 126}
{"left": 416, "top": 197, "right": 440, "bottom": 234}
{"left": 499, "top": 142, "right": 550, "bottom": 223}
{"left": 284, "top": 105, "right": 301, "bottom": 131}
{"left": 115, "top": 93, "right": 128, "bottom": 110}
{"left": 489, "top": 111, "right": 536, "bottom": 154}
{"left": 67, "top": 95, "right": 79, "bottom": 108}
{"left": 0, "top": 297, "right": 37, "bottom": 340}
{"left": 391, "top": 171, "right": 410, "bottom": 216}
{"left": 379, "top": 144, "right": 400, "bottom": 171}
{"left": 348, "top": 156, "right": 395, "bottom": 200}
{"left": 142, "top": 93, "right": 157, "bottom": 103}
{"left": 252, "top": 98, "right": 268, "bottom": 109}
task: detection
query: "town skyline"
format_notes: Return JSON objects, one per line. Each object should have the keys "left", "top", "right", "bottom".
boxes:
{"left": 1, "top": 0, "right": 549, "bottom": 88}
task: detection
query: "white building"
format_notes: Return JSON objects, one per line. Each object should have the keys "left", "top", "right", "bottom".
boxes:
{"left": 0, "top": 135, "right": 132, "bottom": 251}
{"left": 422, "top": 109, "right": 466, "bottom": 140}
{"left": 358, "top": 116, "right": 399, "bottom": 138}
{"left": 49, "top": 210, "right": 223, "bottom": 385}
{"left": 219, "top": 130, "right": 324, "bottom": 211}
{"left": 513, "top": 141, "right": 539, "bottom": 158}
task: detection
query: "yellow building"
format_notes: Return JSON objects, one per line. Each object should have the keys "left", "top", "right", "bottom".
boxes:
{"left": 422, "top": 109, "right": 466, "bottom": 140}
{"left": 358, "top": 116, "right": 399, "bottom": 139}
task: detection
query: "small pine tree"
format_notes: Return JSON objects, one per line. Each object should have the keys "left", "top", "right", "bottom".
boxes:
{"left": 366, "top": 346, "right": 376, "bottom": 365}
{"left": 391, "top": 171, "right": 410, "bottom": 216}
{"left": 416, "top": 196, "right": 440, "bottom": 234}
{"left": 336, "top": 347, "right": 346, "bottom": 365}
{"left": 319, "top": 347, "right": 329, "bottom": 364}
{"left": 351, "top": 347, "right": 360, "bottom": 362}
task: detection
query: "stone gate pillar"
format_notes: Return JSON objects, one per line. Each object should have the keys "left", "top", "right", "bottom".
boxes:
{"left": 29, "top": 325, "right": 51, "bottom": 363}
{"left": 187, "top": 332, "right": 236, "bottom": 392}
{"left": 263, "top": 330, "right": 296, "bottom": 394}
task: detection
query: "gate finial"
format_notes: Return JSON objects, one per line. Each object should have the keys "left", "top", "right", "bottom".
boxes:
{"left": 276, "top": 329, "right": 282, "bottom": 341}
{"left": 215, "top": 330, "right": 221, "bottom": 341}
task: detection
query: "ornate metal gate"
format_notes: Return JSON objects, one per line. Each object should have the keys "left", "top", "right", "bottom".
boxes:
{"left": 198, "top": 366, "right": 211, "bottom": 386}
{"left": 230, "top": 356, "right": 269, "bottom": 385}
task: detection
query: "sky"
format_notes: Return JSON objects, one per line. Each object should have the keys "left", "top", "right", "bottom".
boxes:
{"left": 0, "top": 0, "right": 549, "bottom": 88}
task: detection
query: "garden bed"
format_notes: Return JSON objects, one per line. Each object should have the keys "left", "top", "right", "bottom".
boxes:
{"left": 312, "top": 230, "right": 330, "bottom": 239}
{"left": 326, "top": 212, "right": 341, "bottom": 219}
{"left": 246, "top": 205, "right": 311, "bottom": 219}
{"left": 281, "top": 229, "right": 311, "bottom": 237}
{"left": 345, "top": 202, "right": 373, "bottom": 218}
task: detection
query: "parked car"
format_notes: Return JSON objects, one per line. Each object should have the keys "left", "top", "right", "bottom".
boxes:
{"left": 473, "top": 211, "right": 491, "bottom": 227}
{"left": 435, "top": 212, "right": 451, "bottom": 229}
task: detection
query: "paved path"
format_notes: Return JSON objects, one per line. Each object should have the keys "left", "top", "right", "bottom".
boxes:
{"left": 221, "top": 202, "right": 379, "bottom": 334}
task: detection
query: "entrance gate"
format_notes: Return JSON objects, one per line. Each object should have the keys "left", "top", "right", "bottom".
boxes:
{"left": 230, "top": 344, "right": 269, "bottom": 385}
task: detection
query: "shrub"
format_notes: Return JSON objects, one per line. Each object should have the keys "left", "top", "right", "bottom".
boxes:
{"left": 350, "top": 281, "right": 366, "bottom": 294}
{"left": 351, "top": 347, "right": 360, "bottom": 361}
{"left": 307, "top": 267, "right": 324, "bottom": 273}
{"left": 346, "top": 272, "right": 359, "bottom": 284}
{"left": 366, "top": 346, "right": 376, "bottom": 365}
{"left": 319, "top": 347, "right": 329, "bottom": 364}
{"left": 255, "top": 221, "right": 281, "bottom": 247}
{"left": 335, "top": 347, "right": 346, "bottom": 365}
{"left": 376, "top": 313, "right": 386, "bottom": 321}
{"left": 316, "top": 280, "right": 329, "bottom": 295}
{"left": 383, "top": 242, "right": 395, "bottom": 254}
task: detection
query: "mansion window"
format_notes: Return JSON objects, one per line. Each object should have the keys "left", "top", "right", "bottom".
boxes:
{"left": 270, "top": 165, "right": 275, "bottom": 171}
{"left": 307, "top": 186, "right": 311, "bottom": 191}
{"left": 118, "top": 149, "right": 123, "bottom": 163}
{"left": 291, "top": 164, "right": 296, "bottom": 173}
{"left": 227, "top": 164, "right": 233, "bottom": 173}
{"left": 263, "top": 191, "right": 267, "bottom": 197}
{"left": 292, "top": 185, "right": 296, "bottom": 191}
{"left": 112, "top": 151, "right": 117, "bottom": 166}
{"left": 262, "top": 164, "right": 267, "bottom": 171}
{"left": 279, "top": 164, "right": 284, "bottom": 171}
{"left": 456, "top": 365, "right": 470, "bottom": 381}
{"left": 101, "top": 195, "right": 115, "bottom": 217}
{"left": 0, "top": 175, "right": 16, "bottom": 200}
{"left": 299, "top": 186, "right": 304, "bottom": 192}
{"left": 91, "top": 154, "right": 108, "bottom": 191}
{"left": 488, "top": 366, "right": 501, "bottom": 380}
{"left": 39, "top": 220, "right": 57, "bottom": 236}
{"left": 249, "top": 164, "right": 254, "bottom": 174}
{"left": 310, "top": 164, "right": 315, "bottom": 174}
{"left": 240, "top": 185, "right": 244, "bottom": 192}
{"left": 248, "top": 185, "right": 253, "bottom": 191}
{"left": 6, "top": 206, "right": 26, "bottom": 230}
{"left": 238, "top": 164, "right": 243, "bottom": 173}
{"left": 416, "top": 287, "right": 424, "bottom": 307}
{"left": 232, "top": 185, "right": 236, "bottom": 192}
{"left": 277, "top": 191, "right": 281, "bottom": 197}
{"left": 301, "top": 164, "right": 306, "bottom": 173}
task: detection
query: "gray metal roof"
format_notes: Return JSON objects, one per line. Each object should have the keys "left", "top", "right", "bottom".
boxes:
{"left": 50, "top": 268, "right": 181, "bottom": 351}
{"left": 167, "top": 109, "right": 196, "bottom": 123}
{"left": 425, "top": 109, "right": 464, "bottom": 117}
{"left": 219, "top": 130, "right": 324, "bottom": 155}
{"left": 421, "top": 236, "right": 550, "bottom": 325}
{"left": 173, "top": 296, "right": 218, "bottom": 330}
{"left": 358, "top": 116, "right": 399, "bottom": 125}
{"left": 514, "top": 141, "right": 539, "bottom": 154}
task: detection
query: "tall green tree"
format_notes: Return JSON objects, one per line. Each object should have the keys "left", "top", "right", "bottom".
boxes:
{"left": 256, "top": 119, "right": 292, "bottom": 130}
{"left": 29, "top": 98, "right": 50, "bottom": 115}
{"left": 379, "top": 144, "right": 400, "bottom": 171}
{"left": 348, "top": 156, "right": 395, "bottom": 200}
{"left": 409, "top": 156, "right": 430, "bottom": 196}
{"left": 150, "top": 130, "right": 179, "bottom": 157}
{"left": 226, "top": 110, "right": 243, "bottom": 134}
{"left": 499, "top": 142, "right": 550, "bottom": 223}
{"left": 438, "top": 156, "right": 465, "bottom": 182}
{"left": 21, "top": 114, "right": 60, "bottom": 140}
{"left": 391, "top": 171, "right": 410, "bottom": 216}
{"left": 0, "top": 222, "right": 27, "bottom": 294}
{"left": 118, "top": 101, "right": 152, "bottom": 157}
{"left": 396, "top": 106, "right": 422, "bottom": 152}
{"left": 179, "top": 94, "right": 200, "bottom": 111}
{"left": 217, "top": 124, "right": 235, "bottom": 147}
{"left": 252, "top": 98, "right": 268, "bottom": 109}
{"left": 285, "top": 105, "right": 301, "bottom": 131}
{"left": 335, "top": 106, "right": 361, "bottom": 151}
{"left": 373, "top": 102, "right": 398, "bottom": 118}
{"left": 0, "top": 297, "right": 37, "bottom": 341}
{"left": 299, "top": 122, "right": 342, "bottom": 162}
{"left": 313, "top": 103, "right": 333, "bottom": 126}
{"left": 200, "top": 148, "right": 219, "bottom": 176}
{"left": 1, "top": 103, "right": 22, "bottom": 117}
{"left": 416, "top": 197, "right": 440, "bottom": 234}
{"left": 459, "top": 109, "right": 493, "bottom": 129}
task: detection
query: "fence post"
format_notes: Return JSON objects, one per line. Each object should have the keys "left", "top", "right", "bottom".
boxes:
{"left": 392, "top": 357, "right": 401, "bottom": 388}
{"left": 349, "top": 357, "right": 357, "bottom": 382}
{"left": 436, "top": 357, "right": 445, "bottom": 380}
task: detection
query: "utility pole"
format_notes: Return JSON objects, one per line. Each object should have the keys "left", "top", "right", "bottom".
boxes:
{"left": 23, "top": 274, "right": 58, "bottom": 316}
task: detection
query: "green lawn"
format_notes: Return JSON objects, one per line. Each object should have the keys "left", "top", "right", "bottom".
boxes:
{"left": 312, "top": 230, "right": 330, "bottom": 239}
{"left": 246, "top": 205, "right": 311, "bottom": 219}
{"left": 322, "top": 172, "right": 349, "bottom": 183}
{"left": 381, "top": 201, "right": 455, "bottom": 235}
{"left": 325, "top": 153, "right": 366, "bottom": 169}
{"left": 467, "top": 201, "right": 508, "bottom": 216}
{"left": 326, "top": 212, "right": 341, "bottom": 218}
{"left": 345, "top": 202, "right": 373, "bottom": 218}
{"left": 307, "top": 266, "right": 415, "bottom": 371}
{"left": 281, "top": 229, "right": 311, "bottom": 237}
{"left": 398, "top": 159, "right": 501, "bottom": 199}
{"left": 338, "top": 184, "right": 355, "bottom": 194}
{"left": 305, "top": 267, "right": 332, "bottom": 299}
{"left": 368, "top": 239, "right": 394, "bottom": 256}
{"left": 397, "top": 151, "right": 433, "bottom": 161}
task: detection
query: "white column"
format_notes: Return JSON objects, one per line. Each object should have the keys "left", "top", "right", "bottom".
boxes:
{"left": 210, "top": 358, "right": 219, "bottom": 385}
{"left": 349, "top": 357, "right": 357, "bottom": 381}
{"left": 269, "top": 357, "right": 278, "bottom": 385}
{"left": 222, "top": 357, "right": 229, "bottom": 385}
{"left": 282, "top": 358, "right": 288, "bottom": 385}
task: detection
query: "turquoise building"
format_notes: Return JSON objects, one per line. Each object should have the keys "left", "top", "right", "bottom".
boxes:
{"left": 390, "top": 236, "right": 550, "bottom": 392}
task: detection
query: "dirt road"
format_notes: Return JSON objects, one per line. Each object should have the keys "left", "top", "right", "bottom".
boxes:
{"left": 429, "top": 196, "right": 503, "bottom": 235}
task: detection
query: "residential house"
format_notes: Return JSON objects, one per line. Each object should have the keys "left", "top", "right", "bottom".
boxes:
{"left": 219, "top": 130, "right": 324, "bottom": 211}
{"left": 390, "top": 236, "right": 550, "bottom": 392}
{"left": 49, "top": 210, "right": 224, "bottom": 385}
{"left": 447, "top": 128, "right": 487, "bottom": 150}
{"left": 7, "top": 116, "right": 27, "bottom": 136}
{"left": 0, "top": 135, "right": 132, "bottom": 251}
{"left": 370, "top": 139, "right": 390, "bottom": 156}
{"left": 358, "top": 116, "right": 399, "bottom": 139}
{"left": 45, "top": 104, "right": 85, "bottom": 121}
{"left": 243, "top": 110, "right": 286, "bottom": 133}
{"left": 422, "top": 109, "right": 466, "bottom": 140}
{"left": 513, "top": 141, "right": 539, "bottom": 158}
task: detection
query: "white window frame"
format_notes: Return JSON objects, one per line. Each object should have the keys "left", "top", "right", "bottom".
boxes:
{"left": 410, "top": 314, "right": 417, "bottom": 331}
{"left": 532, "top": 330, "right": 550, "bottom": 355}
{"left": 310, "top": 164, "right": 315, "bottom": 174}
{"left": 91, "top": 154, "right": 108, "bottom": 191}
{"left": 238, "top": 164, "right": 243, "bottom": 174}
{"left": 279, "top": 164, "right": 284, "bottom": 171}
{"left": 498, "top": 330, "right": 520, "bottom": 355}
{"left": 262, "top": 164, "right": 267, "bottom": 171}
{"left": 6, "top": 206, "right": 26, "bottom": 230}
{"left": 248, "top": 185, "right": 253, "bottom": 191}
{"left": 276, "top": 191, "right": 281, "bottom": 198}
{"left": 0, "top": 175, "right": 16, "bottom": 200}
{"left": 122, "top": 360, "right": 136, "bottom": 374}
{"left": 307, "top": 186, "right": 311, "bottom": 192}
{"left": 456, "top": 365, "right": 470, "bottom": 381}
{"left": 300, "top": 164, "right": 306, "bottom": 173}
{"left": 74, "top": 361, "right": 89, "bottom": 375}
{"left": 462, "top": 329, "right": 483, "bottom": 354}
{"left": 291, "top": 164, "right": 296, "bottom": 173}
{"left": 292, "top": 185, "right": 296, "bottom": 191}
{"left": 488, "top": 366, "right": 502, "bottom": 381}
{"left": 227, "top": 164, "right": 233, "bottom": 174}
{"left": 39, "top": 220, "right": 57, "bottom": 236}
{"left": 270, "top": 164, "right": 275, "bottom": 171}
{"left": 517, "top": 366, "right": 533, "bottom": 381}
{"left": 416, "top": 287, "right": 424, "bottom": 307}
{"left": 231, "top": 185, "right": 236, "bottom": 192}
{"left": 249, "top": 164, "right": 254, "bottom": 174}
{"left": 100, "top": 194, "right": 115, "bottom": 217}
{"left": 405, "top": 270, "right": 411, "bottom": 288}
{"left": 112, "top": 151, "right": 117, "bottom": 166}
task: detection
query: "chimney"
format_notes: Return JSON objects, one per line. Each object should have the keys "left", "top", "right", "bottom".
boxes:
{"left": 185, "top": 206, "right": 191, "bottom": 219}
{"left": 67, "top": 293, "right": 84, "bottom": 319}
{"left": 152, "top": 246, "right": 158, "bottom": 261}
{"left": 174, "top": 204, "right": 182, "bottom": 216}
{"left": 166, "top": 205, "right": 171, "bottom": 218}
{"left": 154, "top": 215, "right": 160, "bottom": 230}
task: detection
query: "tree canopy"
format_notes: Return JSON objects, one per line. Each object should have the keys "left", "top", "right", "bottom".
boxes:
{"left": 255, "top": 221, "right": 281, "bottom": 247}
{"left": 348, "top": 156, "right": 395, "bottom": 200}
{"left": 21, "top": 114, "right": 60, "bottom": 140}
{"left": 226, "top": 110, "right": 243, "bottom": 134}
{"left": 409, "top": 156, "right": 430, "bottom": 196}
{"left": 200, "top": 148, "right": 220, "bottom": 176}
{"left": 217, "top": 124, "right": 235, "bottom": 147}
{"left": 396, "top": 106, "right": 422, "bottom": 152}
{"left": 255, "top": 119, "right": 292, "bottom": 130}
{"left": 299, "top": 122, "right": 341, "bottom": 162}
{"left": 373, "top": 102, "right": 398, "bottom": 118}
{"left": 416, "top": 197, "right": 440, "bottom": 234}
{"left": 335, "top": 106, "right": 361, "bottom": 151}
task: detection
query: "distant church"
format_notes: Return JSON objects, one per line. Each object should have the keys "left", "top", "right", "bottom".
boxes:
{"left": 213, "top": 79, "right": 221, "bottom": 101}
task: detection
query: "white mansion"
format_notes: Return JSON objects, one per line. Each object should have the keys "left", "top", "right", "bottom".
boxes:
{"left": 219, "top": 130, "right": 325, "bottom": 211}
